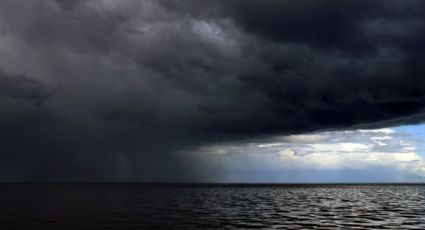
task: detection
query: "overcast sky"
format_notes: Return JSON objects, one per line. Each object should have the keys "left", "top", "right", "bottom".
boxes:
{"left": 1, "top": 0, "right": 425, "bottom": 182}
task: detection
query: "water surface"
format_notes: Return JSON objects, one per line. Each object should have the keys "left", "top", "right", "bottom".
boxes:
{"left": 0, "top": 184, "right": 424, "bottom": 229}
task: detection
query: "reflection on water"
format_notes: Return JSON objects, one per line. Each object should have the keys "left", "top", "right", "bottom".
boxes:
{"left": 0, "top": 184, "right": 425, "bottom": 229}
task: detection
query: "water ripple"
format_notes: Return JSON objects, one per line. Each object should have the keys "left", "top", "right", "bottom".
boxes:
{"left": 0, "top": 184, "right": 425, "bottom": 229}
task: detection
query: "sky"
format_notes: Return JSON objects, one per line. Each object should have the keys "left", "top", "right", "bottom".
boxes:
{"left": 1, "top": 0, "right": 425, "bottom": 182}
{"left": 187, "top": 125, "right": 425, "bottom": 183}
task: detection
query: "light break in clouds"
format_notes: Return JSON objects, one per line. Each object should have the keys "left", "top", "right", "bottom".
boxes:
{"left": 188, "top": 127, "right": 425, "bottom": 183}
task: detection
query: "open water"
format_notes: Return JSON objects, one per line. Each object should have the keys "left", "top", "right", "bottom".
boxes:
{"left": 0, "top": 184, "right": 424, "bottom": 229}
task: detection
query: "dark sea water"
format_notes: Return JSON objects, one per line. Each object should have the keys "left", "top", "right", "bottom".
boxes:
{"left": 0, "top": 184, "right": 425, "bottom": 229}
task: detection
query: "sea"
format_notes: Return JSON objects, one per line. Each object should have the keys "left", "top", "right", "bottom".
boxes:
{"left": 0, "top": 184, "right": 424, "bottom": 229}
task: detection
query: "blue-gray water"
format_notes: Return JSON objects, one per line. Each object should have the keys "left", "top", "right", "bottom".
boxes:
{"left": 1, "top": 184, "right": 425, "bottom": 229}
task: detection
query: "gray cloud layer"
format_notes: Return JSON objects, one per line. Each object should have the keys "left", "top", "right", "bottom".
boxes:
{"left": 0, "top": 0, "right": 425, "bottom": 181}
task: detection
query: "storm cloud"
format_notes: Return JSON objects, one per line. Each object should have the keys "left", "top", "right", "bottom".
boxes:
{"left": 0, "top": 0, "right": 425, "bottom": 181}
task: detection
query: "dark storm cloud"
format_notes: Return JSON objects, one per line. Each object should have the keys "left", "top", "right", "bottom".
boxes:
{"left": 0, "top": 69, "right": 52, "bottom": 106}
{"left": 227, "top": 0, "right": 425, "bottom": 55}
{"left": 0, "top": 0, "right": 425, "bottom": 181}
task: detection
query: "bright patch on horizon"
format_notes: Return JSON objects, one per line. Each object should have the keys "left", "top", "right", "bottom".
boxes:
{"left": 189, "top": 126, "right": 425, "bottom": 182}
